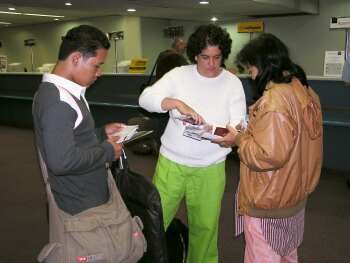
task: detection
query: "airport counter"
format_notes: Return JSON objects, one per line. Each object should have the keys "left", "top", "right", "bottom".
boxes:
{"left": 0, "top": 73, "right": 149, "bottom": 127}
{"left": 309, "top": 76, "right": 350, "bottom": 172}
{"left": 0, "top": 72, "right": 349, "bottom": 171}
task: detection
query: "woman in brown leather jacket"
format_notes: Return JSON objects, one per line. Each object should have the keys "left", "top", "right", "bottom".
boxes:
{"left": 214, "top": 33, "right": 323, "bottom": 262}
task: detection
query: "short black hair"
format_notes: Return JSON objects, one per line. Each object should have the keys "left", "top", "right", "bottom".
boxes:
{"left": 235, "top": 33, "right": 293, "bottom": 98}
{"left": 186, "top": 24, "right": 232, "bottom": 63}
{"left": 58, "top": 25, "right": 110, "bottom": 60}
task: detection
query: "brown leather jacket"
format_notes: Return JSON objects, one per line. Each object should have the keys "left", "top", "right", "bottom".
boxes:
{"left": 235, "top": 79, "right": 323, "bottom": 218}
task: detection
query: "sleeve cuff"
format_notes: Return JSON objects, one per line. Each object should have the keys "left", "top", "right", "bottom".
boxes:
{"left": 95, "top": 127, "right": 107, "bottom": 142}
{"left": 101, "top": 140, "right": 115, "bottom": 162}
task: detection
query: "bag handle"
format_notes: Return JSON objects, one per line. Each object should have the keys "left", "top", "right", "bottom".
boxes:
{"left": 139, "top": 54, "right": 159, "bottom": 93}
{"left": 118, "top": 149, "right": 128, "bottom": 170}
{"left": 37, "top": 149, "right": 50, "bottom": 185}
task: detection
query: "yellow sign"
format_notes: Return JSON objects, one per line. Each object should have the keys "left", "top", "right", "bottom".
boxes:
{"left": 237, "top": 21, "right": 264, "bottom": 33}
{"left": 128, "top": 58, "right": 148, "bottom": 74}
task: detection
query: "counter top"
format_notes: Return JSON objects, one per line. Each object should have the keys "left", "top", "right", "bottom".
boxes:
{"left": 0, "top": 72, "right": 148, "bottom": 76}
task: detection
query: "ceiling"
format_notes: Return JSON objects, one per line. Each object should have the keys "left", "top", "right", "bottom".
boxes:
{"left": 0, "top": 0, "right": 319, "bottom": 28}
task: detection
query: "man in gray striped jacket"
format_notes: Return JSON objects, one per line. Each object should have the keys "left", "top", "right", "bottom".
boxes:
{"left": 33, "top": 25, "right": 123, "bottom": 215}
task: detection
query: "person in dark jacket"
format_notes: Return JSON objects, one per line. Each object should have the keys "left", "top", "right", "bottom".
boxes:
{"left": 155, "top": 37, "right": 188, "bottom": 81}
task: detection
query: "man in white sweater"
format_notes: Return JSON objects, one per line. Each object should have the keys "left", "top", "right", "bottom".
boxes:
{"left": 139, "top": 24, "right": 246, "bottom": 263}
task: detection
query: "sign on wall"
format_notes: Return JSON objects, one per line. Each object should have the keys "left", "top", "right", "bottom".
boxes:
{"left": 330, "top": 17, "right": 350, "bottom": 29}
{"left": 323, "top": 50, "right": 344, "bottom": 77}
{"left": 0, "top": 55, "right": 7, "bottom": 72}
{"left": 237, "top": 21, "right": 264, "bottom": 33}
{"left": 128, "top": 58, "right": 148, "bottom": 74}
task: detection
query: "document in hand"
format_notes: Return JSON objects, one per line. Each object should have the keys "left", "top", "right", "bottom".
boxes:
{"left": 113, "top": 125, "right": 153, "bottom": 144}
{"left": 124, "top": 130, "right": 154, "bottom": 144}
{"left": 183, "top": 124, "right": 228, "bottom": 141}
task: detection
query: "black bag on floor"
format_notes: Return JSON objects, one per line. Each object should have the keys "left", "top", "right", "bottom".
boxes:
{"left": 166, "top": 218, "right": 189, "bottom": 263}
{"left": 111, "top": 151, "right": 189, "bottom": 263}
{"left": 111, "top": 151, "right": 168, "bottom": 263}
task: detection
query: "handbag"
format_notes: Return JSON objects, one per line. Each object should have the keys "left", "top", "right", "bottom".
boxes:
{"left": 111, "top": 150, "right": 169, "bottom": 263}
{"left": 139, "top": 55, "right": 158, "bottom": 94}
{"left": 36, "top": 150, "right": 146, "bottom": 263}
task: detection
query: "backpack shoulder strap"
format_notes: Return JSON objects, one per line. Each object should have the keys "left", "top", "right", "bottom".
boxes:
{"left": 37, "top": 149, "right": 50, "bottom": 185}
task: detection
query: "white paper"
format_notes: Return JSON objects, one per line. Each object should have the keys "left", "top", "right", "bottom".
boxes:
{"left": 0, "top": 55, "right": 7, "bottom": 72}
{"left": 324, "top": 50, "right": 345, "bottom": 77}
{"left": 112, "top": 125, "right": 139, "bottom": 143}
{"left": 183, "top": 124, "right": 223, "bottom": 142}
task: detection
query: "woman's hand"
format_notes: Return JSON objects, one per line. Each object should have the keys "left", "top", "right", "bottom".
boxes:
{"left": 213, "top": 124, "right": 240, "bottom": 148}
{"left": 161, "top": 98, "right": 205, "bottom": 125}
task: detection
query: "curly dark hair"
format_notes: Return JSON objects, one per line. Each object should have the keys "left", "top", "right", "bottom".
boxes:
{"left": 235, "top": 33, "right": 297, "bottom": 98}
{"left": 58, "top": 25, "right": 110, "bottom": 60}
{"left": 186, "top": 24, "right": 232, "bottom": 63}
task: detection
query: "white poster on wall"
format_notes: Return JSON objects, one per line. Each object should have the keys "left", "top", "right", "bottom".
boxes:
{"left": 323, "top": 50, "right": 344, "bottom": 77}
{"left": 0, "top": 55, "right": 7, "bottom": 72}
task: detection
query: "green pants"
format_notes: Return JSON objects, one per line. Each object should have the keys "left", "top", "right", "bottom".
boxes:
{"left": 153, "top": 154, "right": 226, "bottom": 263}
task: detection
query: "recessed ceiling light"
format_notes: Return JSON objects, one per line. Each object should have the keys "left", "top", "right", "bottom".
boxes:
{"left": 0, "top": 21, "right": 11, "bottom": 25}
{"left": 54, "top": 18, "right": 59, "bottom": 21}
{"left": 199, "top": 1, "right": 209, "bottom": 4}
{"left": 210, "top": 16, "right": 218, "bottom": 22}
{"left": 65, "top": 2, "right": 72, "bottom": 6}
{"left": 127, "top": 8, "right": 136, "bottom": 12}
{"left": 8, "top": 7, "right": 16, "bottom": 11}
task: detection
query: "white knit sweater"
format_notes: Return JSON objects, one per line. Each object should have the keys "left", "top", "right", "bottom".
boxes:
{"left": 139, "top": 64, "right": 246, "bottom": 167}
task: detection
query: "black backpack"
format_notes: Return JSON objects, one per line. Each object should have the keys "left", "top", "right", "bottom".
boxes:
{"left": 111, "top": 151, "right": 188, "bottom": 263}
{"left": 166, "top": 218, "right": 189, "bottom": 263}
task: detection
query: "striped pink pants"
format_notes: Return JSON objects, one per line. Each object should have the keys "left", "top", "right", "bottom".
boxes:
{"left": 244, "top": 215, "right": 298, "bottom": 263}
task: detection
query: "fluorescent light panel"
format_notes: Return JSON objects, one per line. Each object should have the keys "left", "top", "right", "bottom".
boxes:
{"left": 0, "top": 11, "right": 21, "bottom": 15}
{"left": 0, "top": 11, "right": 64, "bottom": 18}
{"left": 24, "top": 13, "right": 64, "bottom": 18}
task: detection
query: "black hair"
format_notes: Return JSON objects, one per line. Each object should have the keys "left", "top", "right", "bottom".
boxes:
{"left": 186, "top": 24, "right": 232, "bottom": 63}
{"left": 292, "top": 63, "right": 309, "bottom": 87}
{"left": 58, "top": 25, "right": 110, "bottom": 60}
{"left": 155, "top": 51, "right": 188, "bottom": 81}
{"left": 235, "top": 33, "right": 294, "bottom": 98}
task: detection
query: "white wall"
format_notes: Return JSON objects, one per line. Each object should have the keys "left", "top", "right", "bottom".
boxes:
{"left": 140, "top": 17, "right": 172, "bottom": 74}
{"left": 0, "top": 0, "right": 349, "bottom": 75}
{"left": 221, "top": 0, "right": 350, "bottom": 75}
{"left": 0, "top": 16, "right": 134, "bottom": 73}
{"left": 261, "top": 0, "right": 350, "bottom": 76}
{"left": 140, "top": 18, "right": 203, "bottom": 73}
